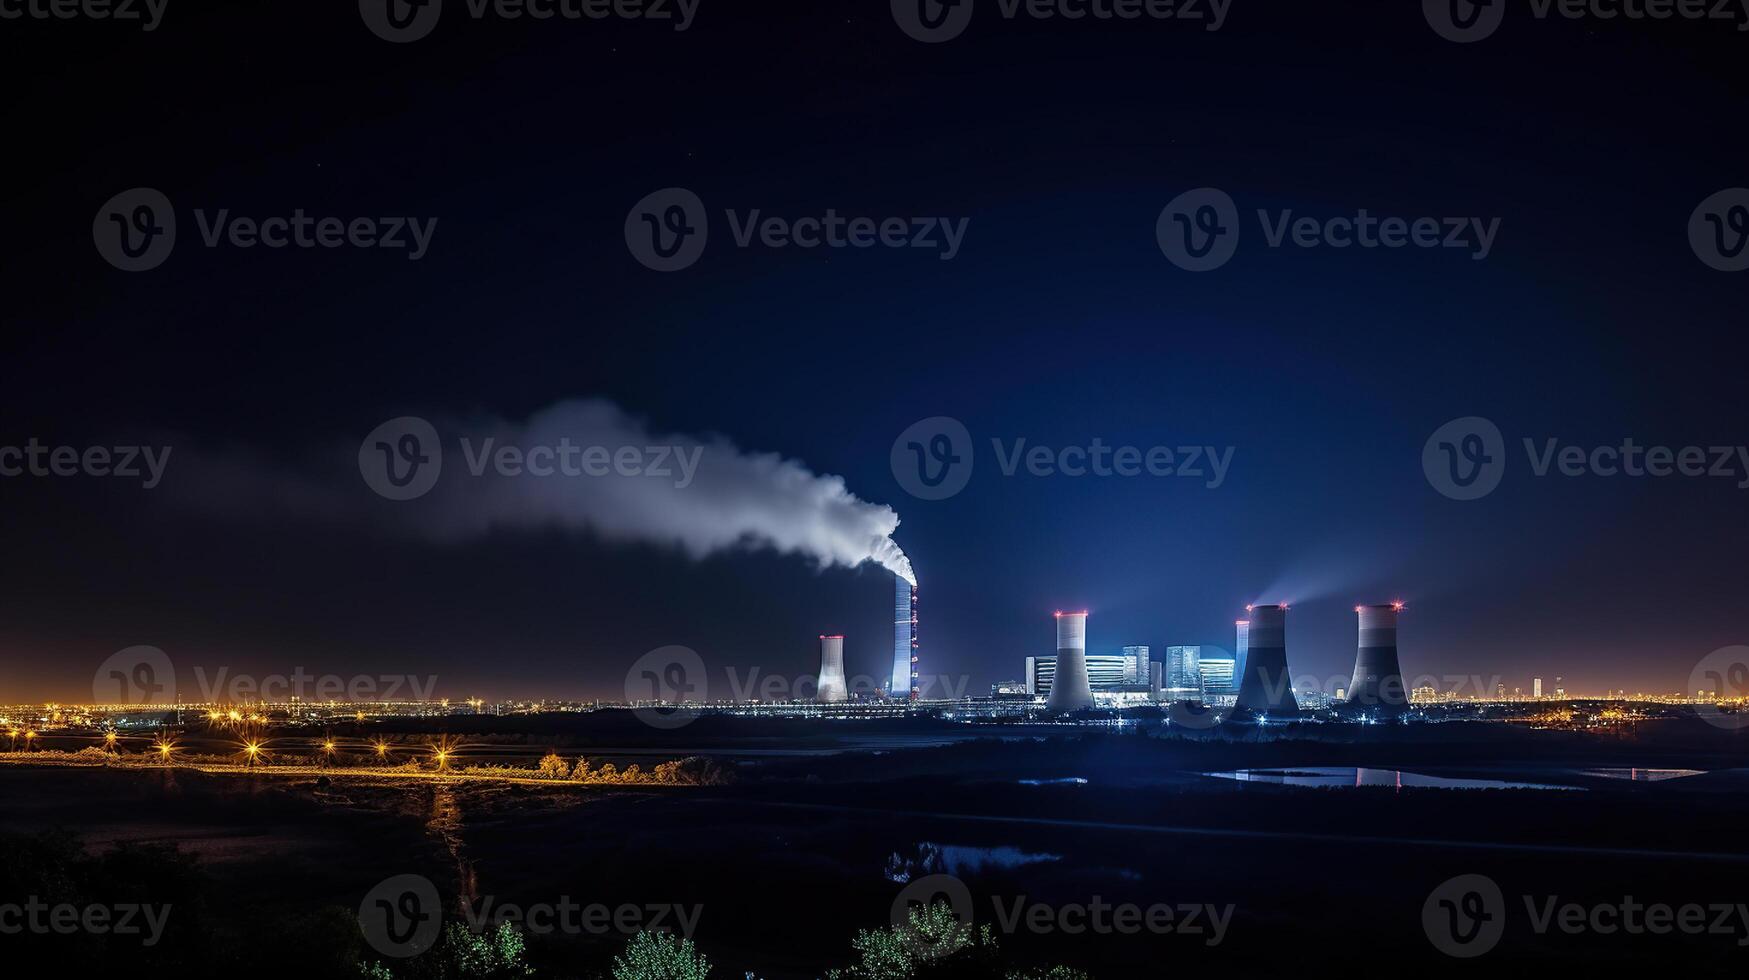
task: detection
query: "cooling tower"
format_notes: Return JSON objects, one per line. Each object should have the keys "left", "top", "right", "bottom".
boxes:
{"left": 817, "top": 635, "right": 848, "bottom": 704}
{"left": 1231, "top": 604, "right": 1298, "bottom": 719}
{"left": 1345, "top": 604, "right": 1408, "bottom": 718}
{"left": 1046, "top": 612, "right": 1094, "bottom": 713}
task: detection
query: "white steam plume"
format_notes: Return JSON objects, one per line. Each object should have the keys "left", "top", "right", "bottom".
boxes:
{"left": 419, "top": 400, "right": 917, "bottom": 584}
{"left": 167, "top": 400, "right": 917, "bottom": 584}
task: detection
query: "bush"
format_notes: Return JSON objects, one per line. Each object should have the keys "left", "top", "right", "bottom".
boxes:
{"left": 537, "top": 753, "right": 570, "bottom": 779}
{"left": 612, "top": 930, "right": 712, "bottom": 980}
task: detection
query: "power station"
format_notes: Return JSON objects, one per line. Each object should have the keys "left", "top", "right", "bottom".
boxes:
{"left": 1232, "top": 604, "right": 1299, "bottom": 719}
{"left": 1045, "top": 611, "right": 1094, "bottom": 713}
{"left": 1344, "top": 603, "right": 1408, "bottom": 718}
{"left": 817, "top": 634, "right": 847, "bottom": 704}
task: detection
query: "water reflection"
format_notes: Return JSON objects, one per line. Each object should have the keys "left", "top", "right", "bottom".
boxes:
{"left": 885, "top": 841, "right": 1063, "bottom": 883}
{"left": 1204, "top": 767, "right": 1582, "bottom": 791}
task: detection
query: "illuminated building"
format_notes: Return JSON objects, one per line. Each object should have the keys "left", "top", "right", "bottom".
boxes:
{"left": 1199, "top": 657, "right": 1237, "bottom": 698}
{"left": 1027, "top": 653, "right": 1139, "bottom": 697}
{"left": 1121, "top": 645, "right": 1151, "bottom": 686}
{"left": 1165, "top": 645, "right": 1203, "bottom": 701}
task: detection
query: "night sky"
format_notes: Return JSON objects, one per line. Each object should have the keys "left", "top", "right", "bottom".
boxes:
{"left": 3, "top": 1, "right": 1746, "bottom": 704}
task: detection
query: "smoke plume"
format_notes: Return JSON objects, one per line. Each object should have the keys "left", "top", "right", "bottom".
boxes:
{"left": 425, "top": 400, "right": 917, "bottom": 583}
{"left": 173, "top": 399, "right": 918, "bottom": 585}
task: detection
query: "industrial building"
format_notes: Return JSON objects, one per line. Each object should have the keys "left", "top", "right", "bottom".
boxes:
{"left": 1025, "top": 654, "right": 1144, "bottom": 697}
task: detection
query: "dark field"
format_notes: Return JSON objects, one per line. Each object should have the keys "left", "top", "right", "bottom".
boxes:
{"left": 4, "top": 717, "right": 1749, "bottom": 977}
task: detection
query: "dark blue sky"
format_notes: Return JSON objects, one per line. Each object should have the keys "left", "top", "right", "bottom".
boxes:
{"left": 2, "top": 1, "right": 1745, "bottom": 702}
